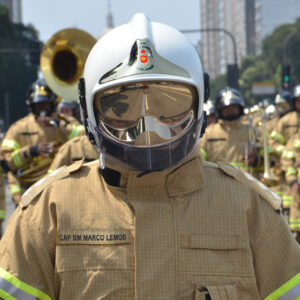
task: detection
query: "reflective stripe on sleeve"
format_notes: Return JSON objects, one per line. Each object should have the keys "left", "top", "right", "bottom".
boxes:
{"left": 9, "top": 184, "right": 21, "bottom": 195}
{"left": 276, "top": 145, "right": 285, "bottom": 154}
{"left": 293, "top": 140, "right": 300, "bottom": 148}
{"left": 11, "top": 151, "right": 24, "bottom": 168}
{"left": 230, "top": 162, "right": 245, "bottom": 167}
{"left": 286, "top": 167, "right": 297, "bottom": 178}
{"left": 282, "top": 150, "right": 295, "bottom": 159}
{"left": 265, "top": 272, "right": 300, "bottom": 300}
{"left": 1, "top": 139, "right": 21, "bottom": 151}
{"left": 68, "top": 125, "right": 79, "bottom": 140}
{"left": 270, "top": 131, "right": 286, "bottom": 145}
{"left": 0, "top": 267, "right": 51, "bottom": 300}
{"left": 282, "top": 195, "right": 292, "bottom": 208}
{"left": 199, "top": 148, "right": 208, "bottom": 161}
{"left": 289, "top": 219, "right": 300, "bottom": 230}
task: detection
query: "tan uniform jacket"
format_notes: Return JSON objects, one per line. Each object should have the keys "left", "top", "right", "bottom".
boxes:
{"left": 200, "top": 118, "right": 254, "bottom": 168}
{"left": 0, "top": 150, "right": 5, "bottom": 222}
{"left": 49, "top": 135, "right": 98, "bottom": 172}
{"left": 0, "top": 153, "right": 299, "bottom": 299}
{"left": 0, "top": 113, "right": 82, "bottom": 196}
{"left": 270, "top": 111, "right": 300, "bottom": 155}
{"left": 281, "top": 132, "right": 300, "bottom": 230}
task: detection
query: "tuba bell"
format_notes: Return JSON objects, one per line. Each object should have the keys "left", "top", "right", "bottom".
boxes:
{"left": 40, "top": 28, "right": 96, "bottom": 101}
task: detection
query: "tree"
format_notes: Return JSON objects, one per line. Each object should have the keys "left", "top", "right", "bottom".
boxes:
{"left": 0, "top": 4, "right": 42, "bottom": 129}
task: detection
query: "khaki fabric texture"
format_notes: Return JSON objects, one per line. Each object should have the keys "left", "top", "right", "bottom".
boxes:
{"left": 0, "top": 153, "right": 300, "bottom": 299}
{"left": 0, "top": 113, "right": 76, "bottom": 189}
{"left": 49, "top": 135, "right": 99, "bottom": 171}
{"left": 199, "top": 118, "right": 255, "bottom": 165}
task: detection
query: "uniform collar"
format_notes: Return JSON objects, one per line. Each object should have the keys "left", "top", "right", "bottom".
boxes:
{"left": 104, "top": 150, "right": 204, "bottom": 201}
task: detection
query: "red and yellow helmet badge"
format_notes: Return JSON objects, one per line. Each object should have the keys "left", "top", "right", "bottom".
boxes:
{"left": 137, "top": 42, "right": 153, "bottom": 71}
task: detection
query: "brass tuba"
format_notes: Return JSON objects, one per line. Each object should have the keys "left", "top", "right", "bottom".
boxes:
{"left": 40, "top": 28, "right": 96, "bottom": 100}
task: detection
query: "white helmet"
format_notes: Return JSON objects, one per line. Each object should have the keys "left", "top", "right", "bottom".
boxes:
{"left": 79, "top": 13, "right": 208, "bottom": 171}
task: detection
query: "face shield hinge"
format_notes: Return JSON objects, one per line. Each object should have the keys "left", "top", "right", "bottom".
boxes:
{"left": 78, "top": 78, "right": 88, "bottom": 118}
{"left": 200, "top": 111, "right": 207, "bottom": 138}
{"left": 204, "top": 72, "right": 210, "bottom": 102}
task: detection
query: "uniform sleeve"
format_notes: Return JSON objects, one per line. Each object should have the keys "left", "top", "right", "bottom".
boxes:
{"left": 281, "top": 136, "right": 298, "bottom": 184}
{"left": 249, "top": 192, "right": 300, "bottom": 299}
{"left": 0, "top": 125, "right": 35, "bottom": 172}
{"left": 269, "top": 119, "right": 286, "bottom": 156}
{"left": 48, "top": 141, "right": 72, "bottom": 173}
{"left": 0, "top": 195, "right": 56, "bottom": 299}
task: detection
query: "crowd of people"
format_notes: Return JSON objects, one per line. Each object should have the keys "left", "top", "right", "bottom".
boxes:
{"left": 0, "top": 12, "right": 300, "bottom": 299}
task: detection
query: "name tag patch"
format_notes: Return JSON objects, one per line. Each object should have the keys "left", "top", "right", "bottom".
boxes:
{"left": 57, "top": 230, "right": 132, "bottom": 245}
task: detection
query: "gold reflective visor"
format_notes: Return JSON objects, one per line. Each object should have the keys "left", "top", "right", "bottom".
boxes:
{"left": 94, "top": 81, "right": 198, "bottom": 146}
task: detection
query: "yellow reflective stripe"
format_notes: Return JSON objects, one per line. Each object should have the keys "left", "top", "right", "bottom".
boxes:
{"left": 0, "top": 289, "right": 17, "bottom": 300}
{"left": 286, "top": 167, "right": 297, "bottom": 177}
{"left": 11, "top": 150, "right": 23, "bottom": 168}
{"left": 0, "top": 267, "right": 52, "bottom": 300}
{"left": 290, "top": 218, "right": 300, "bottom": 229}
{"left": 293, "top": 140, "right": 300, "bottom": 148}
{"left": 297, "top": 169, "right": 300, "bottom": 179}
{"left": 282, "top": 150, "right": 295, "bottom": 159}
{"left": 265, "top": 272, "right": 300, "bottom": 299}
{"left": 1, "top": 139, "right": 21, "bottom": 150}
{"left": 77, "top": 124, "right": 85, "bottom": 133}
{"left": 48, "top": 169, "right": 54, "bottom": 174}
{"left": 230, "top": 162, "right": 245, "bottom": 167}
{"left": 0, "top": 210, "right": 6, "bottom": 219}
{"left": 282, "top": 195, "right": 292, "bottom": 207}
{"left": 9, "top": 184, "right": 21, "bottom": 195}
{"left": 270, "top": 131, "right": 286, "bottom": 145}
{"left": 199, "top": 148, "right": 208, "bottom": 161}
{"left": 276, "top": 145, "right": 285, "bottom": 154}
{"left": 68, "top": 125, "right": 79, "bottom": 139}
{"left": 259, "top": 145, "right": 274, "bottom": 156}
{"left": 275, "top": 191, "right": 283, "bottom": 197}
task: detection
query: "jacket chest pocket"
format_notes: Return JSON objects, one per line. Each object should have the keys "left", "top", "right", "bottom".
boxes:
{"left": 56, "top": 230, "right": 134, "bottom": 272}
{"left": 195, "top": 284, "right": 238, "bottom": 300}
{"left": 179, "top": 234, "right": 251, "bottom": 276}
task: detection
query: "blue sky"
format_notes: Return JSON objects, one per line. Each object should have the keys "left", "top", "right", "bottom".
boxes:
{"left": 22, "top": 0, "right": 201, "bottom": 45}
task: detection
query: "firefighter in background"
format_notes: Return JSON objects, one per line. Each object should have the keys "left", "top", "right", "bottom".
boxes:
{"left": 0, "top": 79, "right": 82, "bottom": 205}
{"left": 200, "top": 87, "right": 259, "bottom": 171}
{"left": 269, "top": 90, "right": 298, "bottom": 212}
{"left": 1, "top": 13, "right": 300, "bottom": 299}
{"left": 281, "top": 127, "right": 300, "bottom": 242}
{"left": 203, "top": 99, "right": 217, "bottom": 126}
{"left": 0, "top": 153, "right": 6, "bottom": 237}
{"left": 57, "top": 99, "right": 84, "bottom": 127}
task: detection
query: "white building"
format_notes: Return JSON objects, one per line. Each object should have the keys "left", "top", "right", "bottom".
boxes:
{"left": 200, "top": 0, "right": 300, "bottom": 78}
{"left": 0, "top": 0, "right": 22, "bottom": 23}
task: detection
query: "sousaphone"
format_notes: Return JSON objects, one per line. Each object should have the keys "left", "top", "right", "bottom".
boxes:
{"left": 40, "top": 28, "right": 96, "bottom": 101}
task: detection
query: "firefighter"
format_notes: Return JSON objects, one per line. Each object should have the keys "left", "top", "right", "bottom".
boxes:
{"left": 57, "top": 99, "right": 83, "bottom": 126}
{"left": 269, "top": 89, "right": 298, "bottom": 213}
{"left": 0, "top": 13, "right": 300, "bottom": 299}
{"left": 0, "top": 79, "right": 83, "bottom": 205}
{"left": 0, "top": 152, "right": 6, "bottom": 237}
{"left": 200, "top": 87, "right": 259, "bottom": 171}
{"left": 48, "top": 134, "right": 98, "bottom": 172}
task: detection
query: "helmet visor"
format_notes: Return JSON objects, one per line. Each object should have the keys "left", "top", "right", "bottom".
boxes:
{"left": 94, "top": 81, "right": 198, "bottom": 146}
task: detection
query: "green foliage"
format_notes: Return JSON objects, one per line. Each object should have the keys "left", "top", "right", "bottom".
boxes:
{"left": 0, "top": 4, "right": 41, "bottom": 129}
{"left": 208, "top": 73, "right": 227, "bottom": 100}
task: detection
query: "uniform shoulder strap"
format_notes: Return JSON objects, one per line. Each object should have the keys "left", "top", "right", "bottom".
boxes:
{"left": 21, "top": 158, "right": 84, "bottom": 208}
{"left": 217, "top": 162, "right": 282, "bottom": 210}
